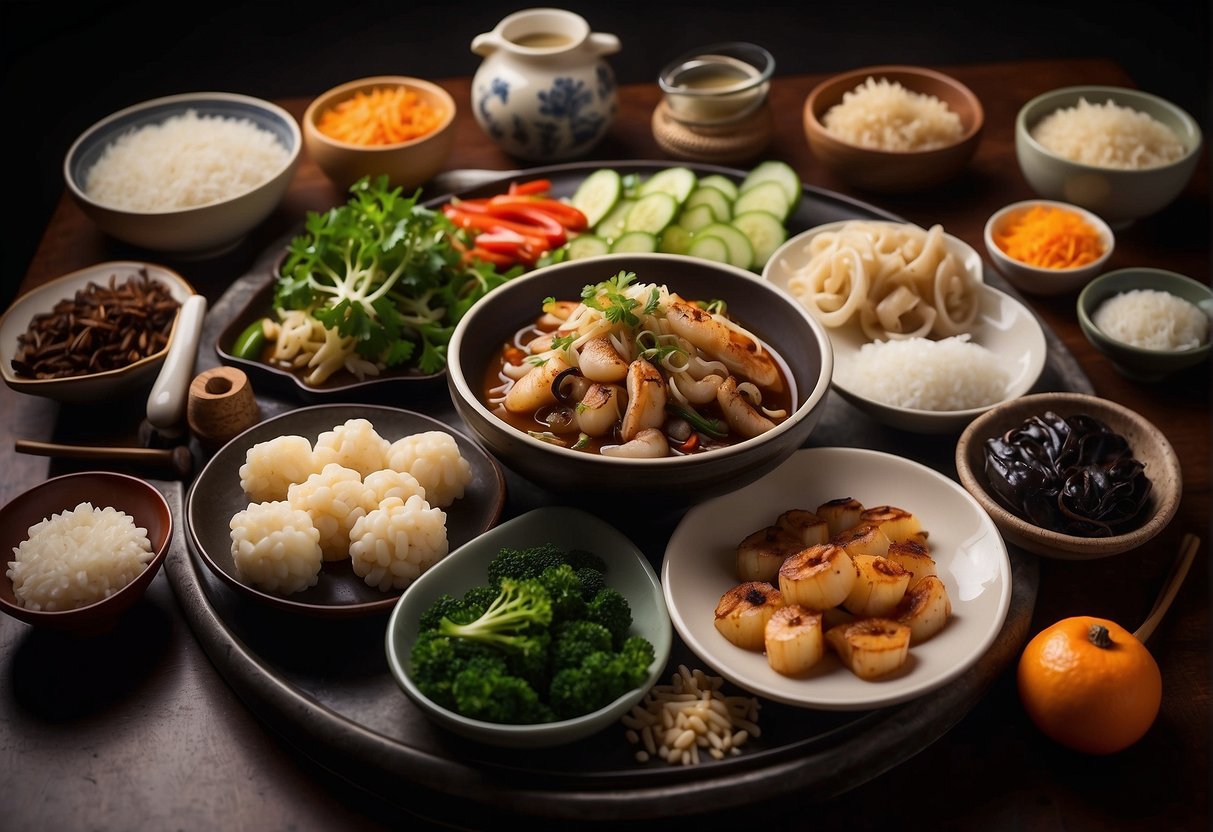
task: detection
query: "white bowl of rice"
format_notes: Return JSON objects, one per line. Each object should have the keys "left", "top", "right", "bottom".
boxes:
{"left": 0, "top": 471, "right": 173, "bottom": 633}
{"left": 763, "top": 219, "right": 1047, "bottom": 434}
{"left": 1015, "top": 85, "right": 1202, "bottom": 228}
{"left": 64, "top": 91, "right": 302, "bottom": 258}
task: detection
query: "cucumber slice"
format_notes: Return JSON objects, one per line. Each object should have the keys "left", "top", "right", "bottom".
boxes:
{"left": 733, "top": 180, "right": 792, "bottom": 222}
{"left": 697, "top": 174, "right": 740, "bottom": 202}
{"left": 623, "top": 192, "right": 679, "bottom": 235}
{"left": 678, "top": 203, "right": 717, "bottom": 233}
{"left": 637, "top": 166, "right": 698, "bottom": 205}
{"left": 731, "top": 210, "right": 788, "bottom": 269}
{"left": 570, "top": 168, "right": 623, "bottom": 228}
{"left": 594, "top": 198, "right": 635, "bottom": 242}
{"left": 687, "top": 234, "right": 731, "bottom": 264}
{"left": 739, "top": 160, "right": 802, "bottom": 207}
{"left": 697, "top": 222, "right": 755, "bottom": 270}
{"left": 566, "top": 233, "right": 611, "bottom": 260}
{"left": 682, "top": 186, "right": 732, "bottom": 223}
{"left": 658, "top": 224, "right": 693, "bottom": 255}
{"left": 610, "top": 231, "right": 659, "bottom": 253}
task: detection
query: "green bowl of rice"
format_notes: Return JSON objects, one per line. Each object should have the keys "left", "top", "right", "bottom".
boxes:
{"left": 1078, "top": 268, "right": 1212, "bottom": 382}
{"left": 0, "top": 471, "right": 173, "bottom": 633}
{"left": 1015, "top": 85, "right": 1203, "bottom": 228}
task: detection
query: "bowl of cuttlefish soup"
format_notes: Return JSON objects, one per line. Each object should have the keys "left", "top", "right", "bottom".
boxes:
{"left": 447, "top": 253, "right": 833, "bottom": 506}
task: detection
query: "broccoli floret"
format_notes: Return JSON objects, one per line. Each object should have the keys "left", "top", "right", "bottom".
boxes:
{"left": 439, "top": 578, "right": 553, "bottom": 649}
{"left": 409, "top": 630, "right": 503, "bottom": 710}
{"left": 538, "top": 563, "right": 588, "bottom": 624}
{"left": 586, "top": 587, "right": 633, "bottom": 646}
{"left": 565, "top": 548, "right": 607, "bottom": 573}
{"left": 573, "top": 566, "right": 606, "bottom": 601}
{"left": 418, "top": 593, "right": 481, "bottom": 632}
{"left": 618, "top": 635, "right": 657, "bottom": 688}
{"left": 495, "top": 627, "right": 550, "bottom": 691}
{"left": 551, "top": 619, "right": 613, "bottom": 671}
{"left": 548, "top": 641, "right": 654, "bottom": 720}
{"left": 462, "top": 583, "right": 501, "bottom": 613}
{"left": 451, "top": 657, "right": 554, "bottom": 724}
{"left": 486, "top": 543, "right": 569, "bottom": 586}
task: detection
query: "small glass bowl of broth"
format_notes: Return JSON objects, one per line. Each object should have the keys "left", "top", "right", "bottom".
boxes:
{"left": 658, "top": 42, "right": 775, "bottom": 125}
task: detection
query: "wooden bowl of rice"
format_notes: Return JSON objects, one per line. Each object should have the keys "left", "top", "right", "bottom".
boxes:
{"left": 0, "top": 472, "right": 173, "bottom": 633}
{"left": 803, "top": 65, "right": 984, "bottom": 193}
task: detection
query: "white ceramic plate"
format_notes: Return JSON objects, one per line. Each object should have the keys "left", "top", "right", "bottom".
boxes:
{"left": 662, "top": 446, "right": 1012, "bottom": 710}
{"left": 385, "top": 506, "right": 673, "bottom": 748}
{"left": 0, "top": 261, "right": 196, "bottom": 403}
{"left": 762, "top": 221, "right": 1047, "bottom": 434}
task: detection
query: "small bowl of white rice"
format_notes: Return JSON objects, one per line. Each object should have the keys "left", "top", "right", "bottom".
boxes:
{"left": 64, "top": 92, "right": 302, "bottom": 258}
{"left": 1015, "top": 86, "right": 1202, "bottom": 228}
{"left": 0, "top": 471, "right": 173, "bottom": 633}
{"left": 1078, "top": 267, "right": 1212, "bottom": 382}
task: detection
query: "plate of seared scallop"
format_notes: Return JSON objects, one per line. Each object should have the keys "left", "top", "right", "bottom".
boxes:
{"left": 663, "top": 445, "right": 1012, "bottom": 710}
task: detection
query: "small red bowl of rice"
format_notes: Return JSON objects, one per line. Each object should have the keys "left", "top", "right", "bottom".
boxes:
{"left": 0, "top": 471, "right": 173, "bottom": 633}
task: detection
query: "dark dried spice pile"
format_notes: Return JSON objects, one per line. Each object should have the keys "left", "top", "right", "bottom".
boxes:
{"left": 983, "top": 410, "right": 1152, "bottom": 537}
{"left": 11, "top": 269, "right": 181, "bottom": 379}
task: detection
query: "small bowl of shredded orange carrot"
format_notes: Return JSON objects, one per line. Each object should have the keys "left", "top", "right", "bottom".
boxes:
{"left": 984, "top": 199, "right": 1115, "bottom": 297}
{"left": 304, "top": 76, "right": 457, "bottom": 193}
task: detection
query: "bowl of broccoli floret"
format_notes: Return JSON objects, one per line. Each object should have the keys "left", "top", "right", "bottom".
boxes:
{"left": 385, "top": 506, "right": 672, "bottom": 747}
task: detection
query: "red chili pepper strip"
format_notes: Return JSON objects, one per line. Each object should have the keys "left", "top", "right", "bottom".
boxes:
{"left": 487, "top": 195, "right": 588, "bottom": 231}
{"left": 465, "top": 246, "right": 517, "bottom": 268}
{"left": 442, "top": 205, "right": 557, "bottom": 249}
{"left": 509, "top": 178, "right": 552, "bottom": 196}
{"left": 480, "top": 204, "right": 568, "bottom": 246}
{"left": 676, "top": 433, "right": 700, "bottom": 454}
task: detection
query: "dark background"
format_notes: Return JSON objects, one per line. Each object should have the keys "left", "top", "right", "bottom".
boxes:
{"left": 2, "top": 0, "right": 1209, "bottom": 309}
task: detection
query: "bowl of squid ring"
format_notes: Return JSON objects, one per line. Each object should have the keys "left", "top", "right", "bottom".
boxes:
{"left": 447, "top": 253, "right": 834, "bottom": 507}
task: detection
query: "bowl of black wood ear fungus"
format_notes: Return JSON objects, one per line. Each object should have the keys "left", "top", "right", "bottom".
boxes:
{"left": 955, "top": 392, "right": 1180, "bottom": 559}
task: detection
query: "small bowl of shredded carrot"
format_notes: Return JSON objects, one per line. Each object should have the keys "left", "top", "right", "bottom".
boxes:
{"left": 304, "top": 76, "right": 457, "bottom": 193}
{"left": 984, "top": 199, "right": 1114, "bottom": 296}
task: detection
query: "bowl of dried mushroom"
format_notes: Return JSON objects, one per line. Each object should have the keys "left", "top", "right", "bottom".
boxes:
{"left": 0, "top": 261, "right": 197, "bottom": 404}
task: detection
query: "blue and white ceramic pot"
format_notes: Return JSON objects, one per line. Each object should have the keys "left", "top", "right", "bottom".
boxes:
{"left": 470, "top": 8, "right": 620, "bottom": 161}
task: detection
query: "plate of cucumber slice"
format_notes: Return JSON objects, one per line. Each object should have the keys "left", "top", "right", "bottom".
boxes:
{"left": 424, "top": 159, "right": 903, "bottom": 273}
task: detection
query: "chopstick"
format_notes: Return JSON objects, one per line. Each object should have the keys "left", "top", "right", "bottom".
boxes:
{"left": 1134, "top": 533, "right": 1201, "bottom": 643}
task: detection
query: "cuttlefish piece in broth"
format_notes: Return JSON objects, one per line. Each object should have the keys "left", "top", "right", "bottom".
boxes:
{"left": 505, "top": 353, "right": 571, "bottom": 413}
{"left": 665, "top": 296, "right": 782, "bottom": 392}
{"left": 579, "top": 336, "right": 630, "bottom": 383}
{"left": 717, "top": 376, "right": 776, "bottom": 438}
{"left": 621, "top": 358, "right": 667, "bottom": 441}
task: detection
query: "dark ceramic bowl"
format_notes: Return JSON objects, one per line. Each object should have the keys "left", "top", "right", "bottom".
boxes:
{"left": 447, "top": 253, "right": 834, "bottom": 506}
{"left": 0, "top": 472, "right": 173, "bottom": 632}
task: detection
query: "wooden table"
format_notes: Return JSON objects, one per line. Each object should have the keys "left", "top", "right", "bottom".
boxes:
{"left": 2, "top": 59, "right": 1208, "bottom": 830}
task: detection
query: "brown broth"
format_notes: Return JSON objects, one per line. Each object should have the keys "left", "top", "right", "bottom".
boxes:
{"left": 480, "top": 312, "right": 795, "bottom": 457}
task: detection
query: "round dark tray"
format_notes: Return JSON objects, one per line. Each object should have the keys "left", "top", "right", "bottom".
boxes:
{"left": 167, "top": 167, "right": 1091, "bottom": 825}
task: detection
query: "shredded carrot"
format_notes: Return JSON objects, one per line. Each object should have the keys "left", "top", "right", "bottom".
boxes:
{"left": 993, "top": 205, "right": 1105, "bottom": 270}
{"left": 316, "top": 86, "right": 446, "bottom": 146}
